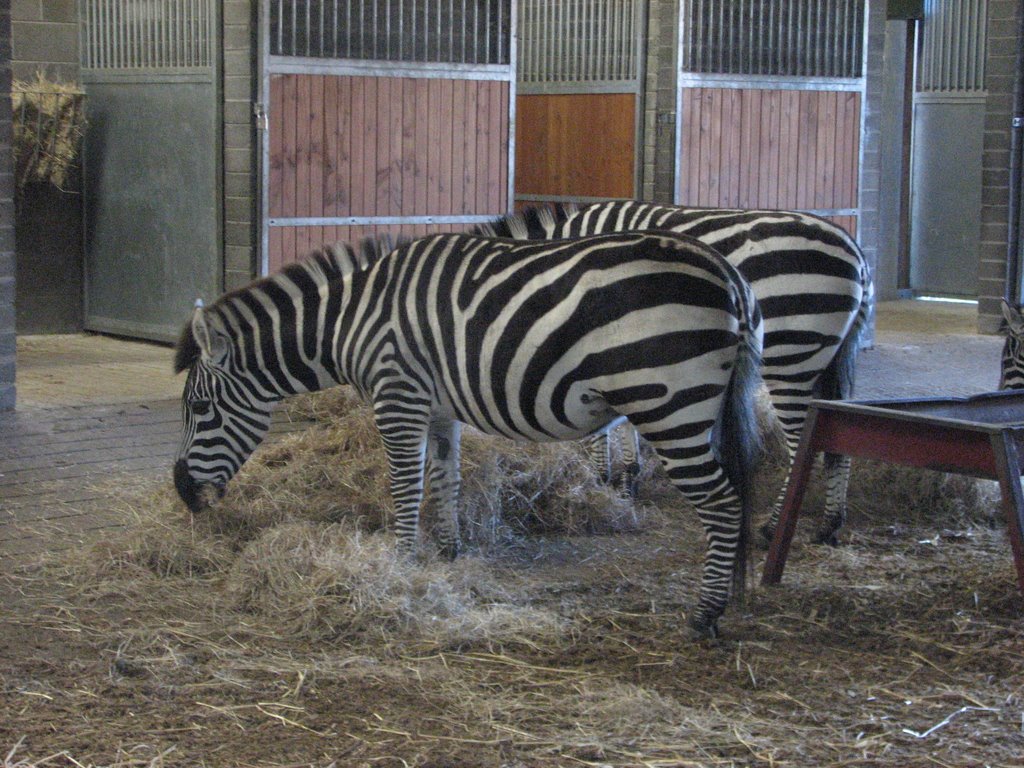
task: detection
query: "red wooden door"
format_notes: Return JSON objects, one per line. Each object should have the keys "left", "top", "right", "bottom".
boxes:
{"left": 677, "top": 86, "right": 862, "bottom": 236}
{"left": 266, "top": 73, "right": 510, "bottom": 272}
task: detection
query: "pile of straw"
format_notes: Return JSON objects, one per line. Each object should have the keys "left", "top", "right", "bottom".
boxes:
{"left": 11, "top": 72, "right": 85, "bottom": 190}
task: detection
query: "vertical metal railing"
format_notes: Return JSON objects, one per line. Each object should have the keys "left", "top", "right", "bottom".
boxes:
{"left": 679, "top": 0, "right": 865, "bottom": 78}
{"left": 518, "top": 0, "right": 640, "bottom": 85}
{"left": 266, "top": 0, "right": 510, "bottom": 65}
{"left": 918, "top": 0, "right": 988, "bottom": 92}
{"left": 81, "top": 0, "right": 213, "bottom": 70}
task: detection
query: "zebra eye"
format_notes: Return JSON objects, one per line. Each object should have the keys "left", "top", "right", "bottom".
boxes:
{"left": 191, "top": 399, "right": 212, "bottom": 416}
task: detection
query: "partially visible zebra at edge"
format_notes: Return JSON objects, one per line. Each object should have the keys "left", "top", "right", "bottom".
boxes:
{"left": 173, "top": 230, "right": 763, "bottom": 639}
{"left": 1000, "top": 299, "right": 1024, "bottom": 389}
{"left": 477, "top": 200, "right": 874, "bottom": 546}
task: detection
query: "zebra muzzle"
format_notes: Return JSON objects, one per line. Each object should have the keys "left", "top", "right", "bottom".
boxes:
{"left": 173, "top": 459, "right": 223, "bottom": 513}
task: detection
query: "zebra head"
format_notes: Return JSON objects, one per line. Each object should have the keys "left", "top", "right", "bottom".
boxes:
{"left": 1001, "top": 299, "right": 1024, "bottom": 390}
{"left": 173, "top": 304, "right": 275, "bottom": 513}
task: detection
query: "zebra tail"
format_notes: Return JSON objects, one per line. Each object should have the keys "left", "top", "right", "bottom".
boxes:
{"left": 714, "top": 302, "right": 764, "bottom": 604}
{"left": 816, "top": 263, "right": 873, "bottom": 469}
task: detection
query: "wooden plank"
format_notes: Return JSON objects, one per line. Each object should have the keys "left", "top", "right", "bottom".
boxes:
{"left": 476, "top": 80, "right": 492, "bottom": 214}
{"left": 820, "top": 90, "right": 838, "bottom": 210}
{"left": 438, "top": 78, "right": 454, "bottom": 215}
{"left": 281, "top": 74, "right": 298, "bottom": 219}
{"left": 309, "top": 74, "right": 325, "bottom": 218}
{"left": 268, "top": 227, "right": 283, "bottom": 273}
{"left": 414, "top": 78, "right": 430, "bottom": 216}
{"left": 462, "top": 80, "right": 479, "bottom": 213}
{"left": 427, "top": 78, "right": 442, "bottom": 215}
{"left": 269, "top": 75, "right": 285, "bottom": 217}
{"left": 375, "top": 77, "right": 392, "bottom": 217}
{"left": 389, "top": 78, "right": 404, "bottom": 215}
{"left": 281, "top": 225, "right": 295, "bottom": 270}
{"left": 679, "top": 88, "right": 698, "bottom": 204}
{"left": 498, "top": 82, "right": 509, "bottom": 212}
{"left": 488, "top": 81, "right": 504, "bottom": 213}
{"left": 779, "top": 89, "right": 800, "bottom": 209}
{"left": 449, "top": 79, "right": 466, "bottom": 214}
{"left": 323, "top": 75, "right": 339, "bottom": 218}
{"left": 295, "top": 73, "right": 312, "bottom": 221}
{"left": 336, "top": 75, "right": 353, "bottom": 216}
{"left": 400, "top": 78, "right": 416, "bottom": 215}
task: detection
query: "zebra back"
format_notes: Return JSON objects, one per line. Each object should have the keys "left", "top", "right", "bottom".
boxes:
{"left": 474, "top": 203, "right": 578, "bottom": 239}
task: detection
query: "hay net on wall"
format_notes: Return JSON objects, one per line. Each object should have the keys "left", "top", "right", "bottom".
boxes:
{"left": 11, "top": 72, "right": 86, "bottom": 191}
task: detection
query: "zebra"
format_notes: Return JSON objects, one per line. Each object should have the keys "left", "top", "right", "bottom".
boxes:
{"left": 477, "top": 201, "right": 874, "bottom": 546}
{"left": 173, "top": 230, "right": 763, "bottom": 638}
{"left": 1000, "top": 299, "right": 1024, "bottom": 389}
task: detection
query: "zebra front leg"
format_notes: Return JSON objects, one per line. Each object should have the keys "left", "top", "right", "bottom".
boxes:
{"left": 374, "top": 410, "right": 429, "bottom": 555}
{"left": 425, "top": 419, "right": 463, "bottom": 560}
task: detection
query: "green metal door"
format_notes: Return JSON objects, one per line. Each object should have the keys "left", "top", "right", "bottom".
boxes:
{"left": 80, "top": 0, "right": 220, "bottom": 342}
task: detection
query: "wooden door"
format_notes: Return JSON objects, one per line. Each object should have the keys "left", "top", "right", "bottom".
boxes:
{"left": 267, "top": 73, "right": 509, "bottom": 272}
{"left": 677, "top": 87, "right": 862, "bottom": 236}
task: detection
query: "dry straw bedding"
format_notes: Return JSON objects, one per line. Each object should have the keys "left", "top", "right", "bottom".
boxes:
{"left": 1, "top": 388, "right": 1022, "bottom": 767}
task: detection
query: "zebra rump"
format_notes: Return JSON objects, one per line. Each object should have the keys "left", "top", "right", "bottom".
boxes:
{"left": 480, "top": 200, "right": 872, "bottom": 547}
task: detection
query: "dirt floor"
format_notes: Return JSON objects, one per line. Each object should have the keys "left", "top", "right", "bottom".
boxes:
{"left": 1, "top": 302, "right": 1022, "bottom": 768}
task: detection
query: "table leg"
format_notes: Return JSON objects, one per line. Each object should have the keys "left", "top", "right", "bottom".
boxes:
{"left": 763, "top": 408, "right": 822, "bottom": 585}
{"left": 989, "top": 429, "right": 1024, "bottom": 598}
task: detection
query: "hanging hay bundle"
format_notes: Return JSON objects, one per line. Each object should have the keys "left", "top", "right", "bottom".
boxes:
{"left": 11, "top": 72, "right": 86, "bottom": 190}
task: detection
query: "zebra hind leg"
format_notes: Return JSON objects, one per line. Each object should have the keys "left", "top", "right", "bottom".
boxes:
{"left": 613, "top": 423, "right": 642, "bottom": 499}
{"left": 643, "top": 434, "right": 748, "bottom": 640}
{"left": 425, "top": 419, "right": 464, "bottom": 560}
{"left": 581, "top": 430, "right": 613, "bottom": 485}
{"left": 813, "top": 452, "right": 851, "bottom": 546}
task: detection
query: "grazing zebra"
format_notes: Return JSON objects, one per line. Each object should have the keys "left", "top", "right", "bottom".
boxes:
{"left": 173, "top": 231, "right": 763, "bottom": 638}
{"left": 478, "top": 201, "right": 874, "bottom": 546}
{"left": 1000, "top": 299, "right": 1024, "bottom": 389}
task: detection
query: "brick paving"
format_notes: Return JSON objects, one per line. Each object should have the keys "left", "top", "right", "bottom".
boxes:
{"left": 1, "top": 334, "right": 308, "bottom": 561}
{"left": 0, "top": 303, "right": 1006, "bottom": 561}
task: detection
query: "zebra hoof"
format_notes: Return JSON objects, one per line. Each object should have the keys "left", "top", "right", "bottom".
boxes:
{"left": 685, "top": 613, "right": 720, "bottom": 642}
{"left": 756, "top": 522, "right": 777, "bottom": 550}
{"left": 812, "top": 528, "right": 840, "bottom": 547}
{"left": 437, "top": 540, "right": 461, "bottom": 561}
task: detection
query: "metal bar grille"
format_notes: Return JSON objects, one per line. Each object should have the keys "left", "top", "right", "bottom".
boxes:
{"left": 917, "top": 0, "right": 988, "bottom": 92}
{"left": 81, "top": 0, "right": 213, "bottom": 70}
{"left": 680, "top": 0, "right": 865, "bottom": 78}
{"left": 518, "top": 0, "right": 641, "bottom": 85}
{"left": 268, "top": 0, "right": 510, "bottom": 64}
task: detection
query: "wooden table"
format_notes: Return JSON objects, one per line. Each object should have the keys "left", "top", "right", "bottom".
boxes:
{"left": 761, "top": 390, "right": 1024, "bottom": 596}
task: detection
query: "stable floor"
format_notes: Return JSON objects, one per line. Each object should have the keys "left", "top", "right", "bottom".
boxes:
{"left": 0, "top": 301, "right": 1006, "bottom": 561}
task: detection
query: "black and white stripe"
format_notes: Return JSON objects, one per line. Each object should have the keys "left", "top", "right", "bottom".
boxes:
{"left": 174, "top": 230, "right": 762, "bottom": 637}
{"left": 479, "top": 200, "right": 874, "bottom": 545}
{"left": 1000, "top": 299, "right": 1024, "bottom": 390}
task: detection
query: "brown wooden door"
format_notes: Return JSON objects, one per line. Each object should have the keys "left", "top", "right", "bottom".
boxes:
{"left": 266, "top": 73, "right": 510, "bottom": 272}
{"left": 514, "top": 92, "right": 637, "bottom": 201}
{"left": 677, "top": 86, "right": 861, "bottom": 236}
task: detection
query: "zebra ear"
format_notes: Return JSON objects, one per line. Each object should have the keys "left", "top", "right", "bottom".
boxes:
{"left": 1002, "top": 299, "right": 1024, "bottom": 336}
{"left": 191, "top": 306, "right": 229, "bottom": 364}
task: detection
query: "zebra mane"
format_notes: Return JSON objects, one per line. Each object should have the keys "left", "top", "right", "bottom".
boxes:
{"left": 472, "top": 203, "right": 578, "bottom": 240}
{"left": 173, "top": 238, "right": 397, "bottom": 374}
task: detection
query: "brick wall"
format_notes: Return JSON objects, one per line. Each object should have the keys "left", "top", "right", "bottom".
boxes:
{"left": 978, "top": 0, "right": 1021, "bottom": 333}
{"left": 858, "top": 0, "right": 887, "bottom": 343}
{"left": 10, "top": 0, "right": 78, "bottom": 82}
{"left": 223, "top": 0, "right": 258, "bottom": 292}
{"left": 1, "top": 0, "right": 16, "bottom": 411}
{"left": 642, "top": 0, "right": 678, "bottom": 202}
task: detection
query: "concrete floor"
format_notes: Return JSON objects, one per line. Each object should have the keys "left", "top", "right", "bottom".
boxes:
{"left": 0, "top": 300, "right": 1008, "bottom": 561}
